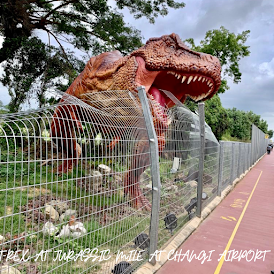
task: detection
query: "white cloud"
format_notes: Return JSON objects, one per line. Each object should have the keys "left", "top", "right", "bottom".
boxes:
{"left": 258, "top": 57, "right": 274, "bottom": 78}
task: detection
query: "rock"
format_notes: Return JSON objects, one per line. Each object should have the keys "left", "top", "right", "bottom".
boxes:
{"left": 91, "top": 170, "right": 103, "bottom": 184}
{"left": 47, "top": 200, "right": 69, "bottom": 214}
{"left": 42, "top": 222, "right": 59, "bottom": 236}
{"left": 98, "top": 164, "right": 111, "bottom": 175}
{"left": 140, "top": 173, "right": 150, "bottom": 183}
{"left": 78, "top": 171, "right": 103, "bottom": 191}
{"left": 55, "top": 222, "right": 86, "bottom": 238}
{"left": 46, "top": 200, "right": 69, "bottom": 214}
{"left": 45, "top": 205, "right": 59, "bottom": 221}
{"left": 56, "top": 201, "right": 69, "bottom": 214}
{"left": 28, "top": 234, "right": 37, "bottom": 239}
{"left": 70, "top": 222, "right": 87, "bottom": 238}
{"left": 0, "top": 235, "right": 5, "bottom": 242}
{"left": 60, "top": 209, "right": 77, "bottom": 223}
{"left": 144, "top": 182, "right": 152, "bottom": 190}
{"left": 112, "top": 173, "right": 123, "bottom": 189}
{"left": 55, "top": 225, "right": 71, "bottom": 238}
{"left": 186, "top": 180, "right": 197, "bottom": 188}
{"left": 165, "top": 185, "right": 178, "bottom": 192}
{"left": 0, "top": 265, "right": 21, "bottom": 274}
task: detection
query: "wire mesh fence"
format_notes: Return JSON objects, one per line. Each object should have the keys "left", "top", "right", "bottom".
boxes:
{"left": 0, "top": 88, "right": 269, "bottom": 274}
{"left": 217, "top": 124, "right": 268, "bottom": 195}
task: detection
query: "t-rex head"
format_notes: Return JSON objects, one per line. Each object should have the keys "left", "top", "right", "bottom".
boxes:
{"left": 131, "top": 33, "right": 221, "bottom": 108}
{"left": 67, "top": 33, "right": 221, "bottom": 110}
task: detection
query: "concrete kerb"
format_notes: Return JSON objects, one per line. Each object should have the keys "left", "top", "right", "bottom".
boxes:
{"left": 136, "top": 154, "right": 265, "bottom": 274}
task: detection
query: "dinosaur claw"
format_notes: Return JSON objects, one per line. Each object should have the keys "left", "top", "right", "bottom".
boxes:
{"left": 55, "top": 159, "right": 77, "bottom": 174}
{"left": 132, "top": 195, "right": 152, "bottom": 211}
{"left": 128, "top": 183, "right": 152, "bottom": 211}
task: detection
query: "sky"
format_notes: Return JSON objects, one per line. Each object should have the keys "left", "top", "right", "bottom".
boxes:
{"left": 0, "top": 0, "right": 274, "bottom": 130}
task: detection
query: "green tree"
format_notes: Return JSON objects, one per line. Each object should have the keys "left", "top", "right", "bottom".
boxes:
{"left": 226, "top": 108, "right": 271, "bottom": 141}
{"left": 226, "top": 108, "right": 252, "bottom": 140}
{"left": 267, "top": 130, "right": 273, "bottom": 139}
{"left": 0, "top": 0, "right": 185, "bottom": 111}
{"left": 184, "top": 26, "right": 251, "bottom": 139}
{"left": 0, "top": 100, "right": 9, "bottom": 114}
{"left": 258, "top": 119, "right": 268, "bottom": 133}
{"left": 204, "top": 95, "right": 229, "bottom": 140}
{"left": 184, "top": 26, "right": 250, "bottom": 94}
{"left": 184, "top": 95, "right": 229, "bottom": 140}
{"left": 246, "top": 111, "right": 261, "bottom": 127}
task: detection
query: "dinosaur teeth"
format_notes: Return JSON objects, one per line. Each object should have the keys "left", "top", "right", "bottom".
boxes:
{"left": 198, "top": 76, "right": 202, "bottom": 81}
{"left": 196, "top": 94, "right": 203, "bottom": 101}
{"left": 209, "top": 83, "right": 213, "bottom": 87}
{"left": 193, "top": 76, "right": 197, "bottom": 82}
{"left": 187, "top": 76, "right": 193, "bottom": 84}
{"left": 167, "top": 71, "right": 175, "bottom": 75}
{"left": 177, "top": 74, "right": 181, "bottom": 79}
{"left": 207, "top": 80, "right": 211, "bottom": 85}
{"left": 202, "top": 77, "right": 205, "bottom": 83}
{"left": 181, "top": 76, "right": 186, "bottom": 83}
{"left": 205, "top": 88, "right": 212, "bottom": 97}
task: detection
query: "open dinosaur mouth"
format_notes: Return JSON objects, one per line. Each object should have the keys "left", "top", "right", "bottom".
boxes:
{"left": 134, "top": 55, "right": 219, "bottom": 126}
{"left": 148, "top": 70, "right": 216, "bottom": 108}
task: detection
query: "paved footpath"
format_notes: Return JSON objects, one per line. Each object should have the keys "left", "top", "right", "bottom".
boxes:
{"left": 157, "top": 151, "right": 274, "bottom": 274}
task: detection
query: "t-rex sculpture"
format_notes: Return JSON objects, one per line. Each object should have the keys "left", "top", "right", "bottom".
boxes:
{"left": 51, "top": 33, "right": 221, "bottom": 210}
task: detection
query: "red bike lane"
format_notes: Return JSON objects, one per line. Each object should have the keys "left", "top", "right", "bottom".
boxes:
{"left": 157, "top": 151, "right": 274, "bottom": 274}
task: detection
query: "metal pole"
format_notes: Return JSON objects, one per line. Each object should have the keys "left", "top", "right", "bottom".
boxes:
{"left": 251, "top": 124, "right": 254, "bottom": 165}
{"left": 249, "top": 144, "right": 251, "bottom": 169}
{"left": 245, "top": 143, "right": 248, "bottom": 172}
{"left": 217, "top": 141, "right": 224, "bottom": 196}
{"left": 196, "top": 103, "right": 205, "bottom": 218}
{"left": 237, "top": 143, "right": 241, "bottom": 178}
{"left": 137, "top": 86, "right": 161, "bottom": 266}
{"left": 230, "top": 142, "right": 235, "bottom": 184}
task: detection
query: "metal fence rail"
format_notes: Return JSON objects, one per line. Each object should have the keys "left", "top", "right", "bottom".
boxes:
{"left": 0, "top": 88, "right": 269, "bottom": 274}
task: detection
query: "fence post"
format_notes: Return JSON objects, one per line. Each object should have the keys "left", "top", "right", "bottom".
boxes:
{"left": 251, "top": 125, "right": 254, "bottom": 165}
{"left": 217, "top": 141, "right": 224, "bottom": 196}
{"left": 230, "top": 142, "right": 235, "bottom": 184}
{"left": 237, "top": 143, "right": 241, "bottom": 178}
{"left": 249, "top": 144, "right": 251, "bottom": 169}
{"left": 245, "top": 144, "right": 249, "bottom": 171}
{"left": 137, "top": 86, "right": 161, "bottom": 266}
{"left": 196, "top": 102, "right": 205, "bottom": 218}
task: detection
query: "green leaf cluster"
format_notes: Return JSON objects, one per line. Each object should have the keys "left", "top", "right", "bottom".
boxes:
{"left": 185, "top": 26, "right": 250, "bottom": 93}
{"left": 183, "top": 26, "right": 272, "bottom": 141}
{"left": 185, "top": 97, "right": 272, "bottom": 141}
{"left": 0, "top": 0, "right": 185, "bottom": 111}
{"left": 226, "top": 108, "right": 273, "bottom": 140}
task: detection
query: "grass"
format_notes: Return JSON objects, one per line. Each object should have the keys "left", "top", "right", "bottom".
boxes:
{"left": 221, "top": 132, "right": 251, "bottom": 143}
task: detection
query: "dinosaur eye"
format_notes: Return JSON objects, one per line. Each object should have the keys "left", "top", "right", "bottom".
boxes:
{"left": 170, "top": 45, "right": 175, "bottom": 49}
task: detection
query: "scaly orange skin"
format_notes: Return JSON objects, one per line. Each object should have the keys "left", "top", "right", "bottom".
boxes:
{"left": 51, "top": 33, "right": 221, "bottom": 210}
